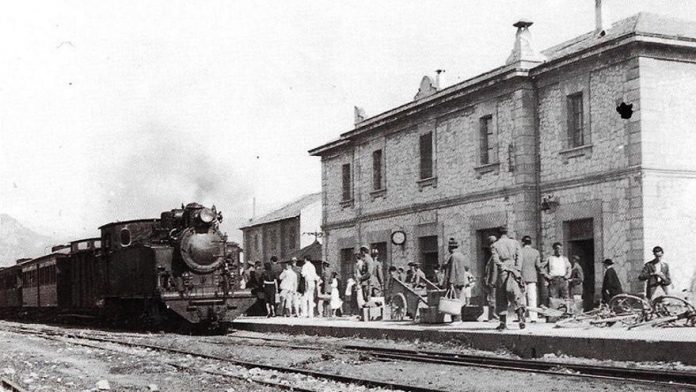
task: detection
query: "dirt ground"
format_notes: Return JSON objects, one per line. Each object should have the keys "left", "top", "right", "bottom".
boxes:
{"left": 0, "top": 321, "right": 691, "bottom": 392}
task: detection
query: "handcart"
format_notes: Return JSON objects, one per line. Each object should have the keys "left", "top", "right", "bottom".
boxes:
{"left": 387, "top": 277, "right": 446, "bottom": 322}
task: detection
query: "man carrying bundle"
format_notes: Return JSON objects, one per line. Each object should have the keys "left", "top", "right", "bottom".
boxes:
{"left": 490, "top": 227, "right": 526, "bottom": 330}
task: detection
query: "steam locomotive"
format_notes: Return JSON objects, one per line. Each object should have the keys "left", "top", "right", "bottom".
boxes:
{"left": 0, "top": 203, "right": 255, "bottom": 333}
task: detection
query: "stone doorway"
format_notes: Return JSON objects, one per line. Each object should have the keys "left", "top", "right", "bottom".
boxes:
{"left": 565, "top": 218, "right": 596, "bottom": 310}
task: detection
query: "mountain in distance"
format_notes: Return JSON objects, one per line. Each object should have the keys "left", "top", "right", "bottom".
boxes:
{"left": 0, "top": 214, "right": 56, "bottom": 267}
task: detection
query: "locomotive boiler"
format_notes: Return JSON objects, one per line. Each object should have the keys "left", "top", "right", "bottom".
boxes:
{"left": 0, "top": 202, "right": 256, "bottom": 333}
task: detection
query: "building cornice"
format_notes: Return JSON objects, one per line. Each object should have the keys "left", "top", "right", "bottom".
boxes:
{"left": 323, "top": 166, "right": 650, "bottom": 231}
{"left": 540, "top": 166, "right": 641, "bottom": 194}
{"left": 323, "top": 183, "right": 537, "bottom": 230}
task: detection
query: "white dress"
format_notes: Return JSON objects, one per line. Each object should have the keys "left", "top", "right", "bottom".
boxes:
{"left": 330, "top": 278, "right": 343, "bottom": 310}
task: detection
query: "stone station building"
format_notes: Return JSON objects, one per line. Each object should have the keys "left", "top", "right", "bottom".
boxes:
{"left": 309, "top": 8, "right": 696, "bottom": 306}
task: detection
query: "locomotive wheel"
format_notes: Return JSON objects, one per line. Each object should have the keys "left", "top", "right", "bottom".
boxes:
{"left": 389, "top": 293, "right": 406, "bottom": 321}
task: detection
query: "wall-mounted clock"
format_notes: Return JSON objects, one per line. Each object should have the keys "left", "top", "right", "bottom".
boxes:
{"left": 391, "top": 230, "right": 406, "bottom": 245}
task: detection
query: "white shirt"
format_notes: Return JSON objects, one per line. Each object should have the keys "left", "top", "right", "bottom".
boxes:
{"left": 279, "top": 269, "right": 297, "bottom": 291}
{"left": 547, "top": 255, "right": 569, "bottom": 277}
{"left": 301, "top": 261, "right": 319, "bottom": 283}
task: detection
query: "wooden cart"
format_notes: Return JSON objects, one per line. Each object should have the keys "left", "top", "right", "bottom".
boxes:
{"left": 387, "top": 277, "right": 445, "bottom": 322}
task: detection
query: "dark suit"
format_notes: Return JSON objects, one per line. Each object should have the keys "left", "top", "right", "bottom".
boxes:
{"left": 638, "top": 260, "right": 671, "bottom": 299}
{"left": 601, "top": 267, "right": 623, "bottom": 303}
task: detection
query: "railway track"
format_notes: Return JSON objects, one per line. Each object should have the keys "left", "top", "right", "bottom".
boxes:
{"left": 344, "top": 344, "right": 696, "bottom": 388}
{"left": 4, "top": 324, "right": 695, "bottom": 390}
{"left": 0, "top": 377, "right": 27, "bottom": 392}
{"left": 5, "top": 326, "right": 444, "bottom": 392}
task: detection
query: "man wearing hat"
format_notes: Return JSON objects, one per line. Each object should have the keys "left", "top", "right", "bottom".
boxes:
{"left": 490, "top": 227, "right": 526, "bottom": 330}
{"left": 601, "top": 259, "right": 623, "bottom": 303}
{"left": 443, "top": 238, "right": 468, "bottom": 309}
{"left": 639, "top": 246, "right": 672, "bottom": 299}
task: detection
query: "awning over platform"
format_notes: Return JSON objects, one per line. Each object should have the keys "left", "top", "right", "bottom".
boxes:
{"left": 284, "top": 240, "right": 323, "bottom": 262}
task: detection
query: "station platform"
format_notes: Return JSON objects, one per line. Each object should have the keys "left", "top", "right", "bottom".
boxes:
{"left": 232, "top": 316, "right": 696, "bottom": 365}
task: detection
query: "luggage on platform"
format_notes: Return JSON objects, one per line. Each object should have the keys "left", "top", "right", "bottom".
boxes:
{"left": 460, "top": 305, "right": 484, "bottom": 321}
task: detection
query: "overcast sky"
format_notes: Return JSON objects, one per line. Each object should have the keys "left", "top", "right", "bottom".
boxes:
{"left": 1, "top": 0, "right": 694, "bottom": 244}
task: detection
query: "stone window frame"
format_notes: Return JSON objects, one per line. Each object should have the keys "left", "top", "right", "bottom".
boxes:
{"left": 559, "top": 75, "right": 593, "bottom": 160}
{"left": 473, "top": 100, "right": 501, "bottom": 177}
{"left": 478, "top": 115, "right": 497, "bottom": 165}
{"left": 340, "top": 162, "right": 354, "bottom": 208}
{"left": 417, "top": 124, "right": 438, "bottom": 190}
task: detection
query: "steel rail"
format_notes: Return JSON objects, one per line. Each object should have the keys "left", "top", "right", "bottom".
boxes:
{"left": 0, "top": 377, "right": 28, "bottom": 392}
{"left": 8, "top": 327, "right": 444, "bottom": 392}
{"left": 344, "top": 345, "right": 696, "bottom": 388}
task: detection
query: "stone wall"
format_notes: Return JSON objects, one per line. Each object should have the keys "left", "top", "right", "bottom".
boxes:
{"left": 639, "top": 57, "right": 696, "bottom": 293}
{"left": 539, "top": 177, "right": 637, "bottom": 297}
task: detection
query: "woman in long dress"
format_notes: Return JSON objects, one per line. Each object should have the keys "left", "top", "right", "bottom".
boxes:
{"left": 330, "top": 272, "right": 343, "bottom": 317}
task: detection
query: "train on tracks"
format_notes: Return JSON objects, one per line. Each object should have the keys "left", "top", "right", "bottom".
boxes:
{"left": 0, "top": 203, "right": 256, "bottom": 333}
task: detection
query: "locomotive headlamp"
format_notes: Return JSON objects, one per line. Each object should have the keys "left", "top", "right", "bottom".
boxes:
{"left": 199, "top": 208, "right": 216, "bottom": 223}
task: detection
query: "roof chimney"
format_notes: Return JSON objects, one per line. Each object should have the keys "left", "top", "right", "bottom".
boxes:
{"left": 435, "top": 69, "right": 446, "bottom": 89}
{"left": 505, "top": 19, "right": 546, "bottom": 65}
{"left": 595, "top": 0, "right": 610, "bottom": 36}
{"left": 354, "top": 106, "right": 366, "bottom": 124}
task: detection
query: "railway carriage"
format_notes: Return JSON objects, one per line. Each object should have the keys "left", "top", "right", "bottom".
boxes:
{"left": 21, "top": 253, "right": 62, "bottom": 308}
{"left": 0, "top": 264, "right": 22, "bottom": 310}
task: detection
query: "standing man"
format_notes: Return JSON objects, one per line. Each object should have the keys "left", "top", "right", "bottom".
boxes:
{"left": 542, "top": 242, "right": 572, "bottom": 301}
{"left": 444, "top": 238, "right": 468, "bottom": 305}
{"left": 291, "top": 257, "right": 304, "bottom": 317}
{"left": 639, "top": 246, "right": 672, "bottom": 299}
{"left": 359, "top": 246, "right": 380, "bottom": 298}
{"left": 301, "top": 255, "right": 320, "bottom": 318}
{"left": 490, "top": 228, "right": 526, "bottom": 330}
{"left": 483, "top": 235, "right": 499, "bottom": 321}
{"left": 569, "top": 255, "right": 585, "bottom": 307}
{"left": 519, "top": 235, "right": 541, "bottom": 322}
{"left": 601, "top": 258, "right": 623, "bottom": 303}
{"left": 371, "top": 249, "right": 384, "bottom": 296}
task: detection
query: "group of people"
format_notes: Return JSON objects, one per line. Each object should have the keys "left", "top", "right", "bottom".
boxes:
{"left": 458, "top": 229, "right": 671, "bottom": 330}
{"left": 474, "top": 229, "right": 628, "bottom": 330}
{"left": 243, "top": 235, "right": 675, "bottom": 328}
{"left": 242, "top": 255, "right": 343, "bottom": 318}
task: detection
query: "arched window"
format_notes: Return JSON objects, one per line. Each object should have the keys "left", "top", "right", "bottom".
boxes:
{"left": 120, "top": 228, "right": 132, "bottom": 247}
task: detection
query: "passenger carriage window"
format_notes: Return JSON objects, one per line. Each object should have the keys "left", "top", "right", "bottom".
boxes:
{"left": 120, "top": 228, "right": 131, "bottom": 247}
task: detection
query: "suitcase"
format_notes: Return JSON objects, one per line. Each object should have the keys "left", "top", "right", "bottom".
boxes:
{"left": 420, "top": 306, "right": 446, "bottom": 324}
{"left": 460, "top": 305, "right": 484, "bottom": 321}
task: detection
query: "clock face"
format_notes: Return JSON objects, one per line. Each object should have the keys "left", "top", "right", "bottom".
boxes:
{"left": 391, "top": 231, "right": 406, "bottom": 245}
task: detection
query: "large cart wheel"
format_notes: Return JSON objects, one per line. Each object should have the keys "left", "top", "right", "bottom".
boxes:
{"left": 389, "top": 293, "right": 407, "bottom": 321}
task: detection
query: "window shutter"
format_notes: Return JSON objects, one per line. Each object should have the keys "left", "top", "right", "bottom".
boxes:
{"left": 342, "top": 163, "right": 351, "bottom": 201}
{"left": 419, "top": 133, "right": 433, "bottom": 179}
